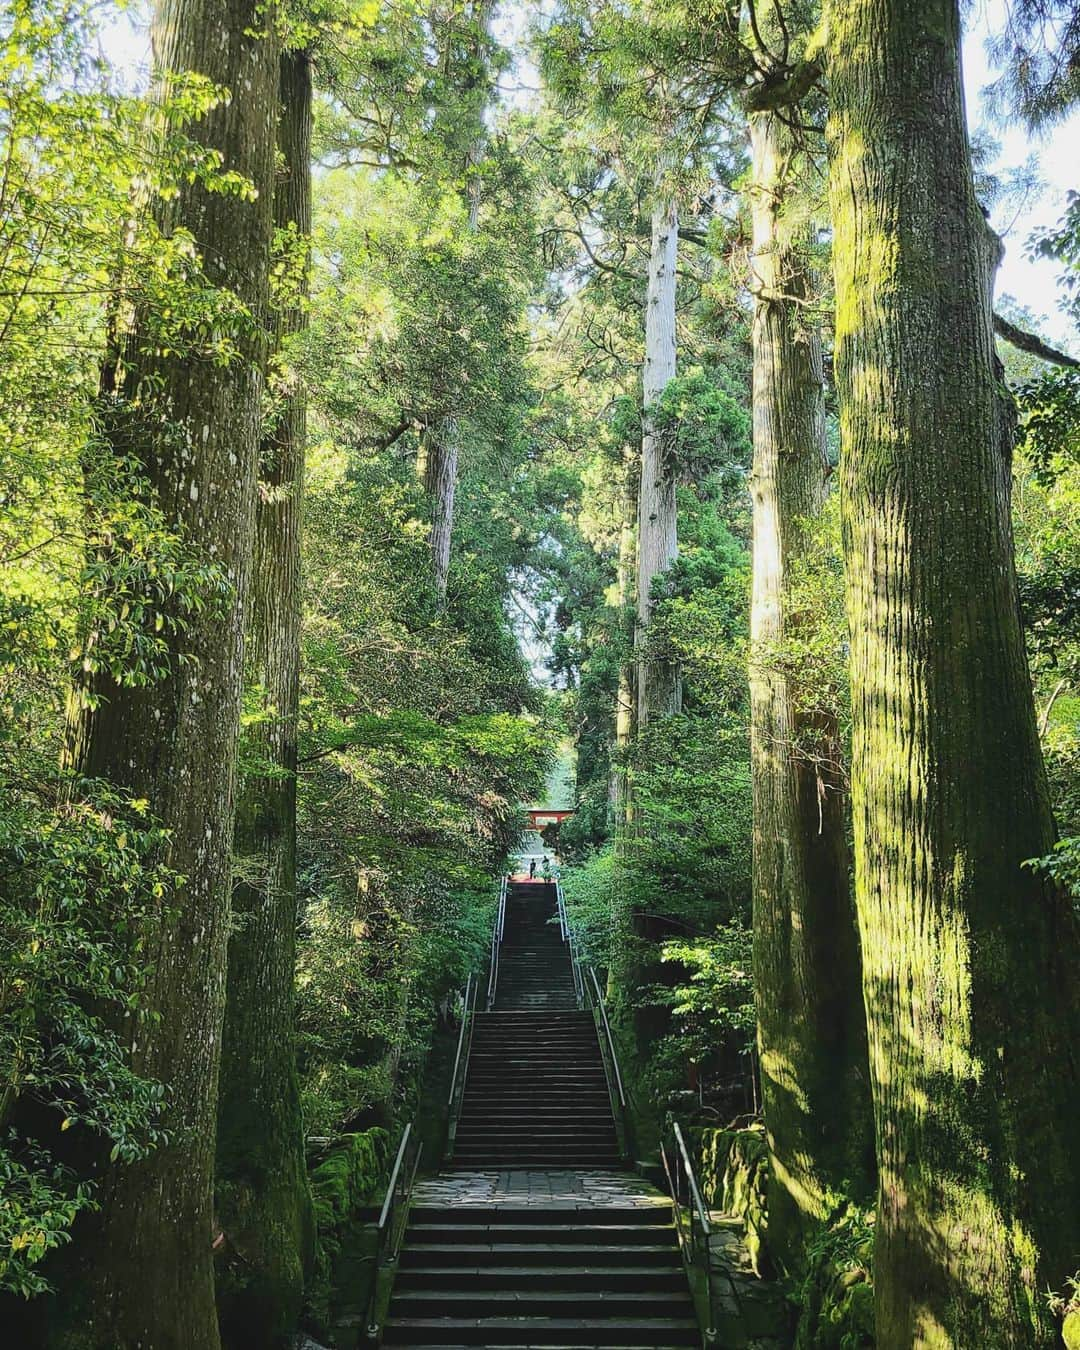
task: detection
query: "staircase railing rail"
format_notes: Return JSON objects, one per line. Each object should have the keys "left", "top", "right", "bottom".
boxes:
{"left": 447, "top": 874, "right": 506, "bottom": 1159}
{"left": 660, "top": 1118, "right": 718, "bottom": 1346}
{"left": 364, "top": 1120, "right": 423, "bottom": 1343}
{"left": 554, "top": 878, "right": 585, "bottom": 1007}
{"left": 485, "top": 872, "right": 508, "bottom": 1011}
{"left": 582, "top": 963, "right": 636, "bottom": 1161}
{"left": 445, "top": 970, "right": 478, "bottom": 1160}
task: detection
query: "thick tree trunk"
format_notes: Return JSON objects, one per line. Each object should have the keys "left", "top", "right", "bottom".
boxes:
{"left": 58, "top": 4, "right": 279, "bottom": 1347}
{"left": 215, "top": 49, "right": 314, "bottom": 1350}
{"left": 422, "top": 0, "right": 493, "bottom": 608}
{"left": 748, "top": 103, "right": 871, "bottom": 1274}
{"left": 825, "top": 1, "right": 1080, "bottom": 1342}
{"left": 609, "top": 449, "right": 637, "bottom": 829}
{"left": 424, "top": 424, "right": 459, "bottom": 607}
{"left": 635, "top": 196, "right": 680, "bottom": 726}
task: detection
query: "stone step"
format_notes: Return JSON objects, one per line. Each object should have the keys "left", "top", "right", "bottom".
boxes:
{"left": 407, "top": 1206, "right": 673, "bottom": 1226}
{"left": 406, "top": 1224, "right": 674, "bottom": 1246}
{"left": 389, "top": 1289, "right": 695, "bottom": 1318}
{"left": 400, "top": 1243, "right": 685, "bottom": 1269}
{"left": 395, "top": 1265, "right": 687, "bottom": 1291}
{"left": 381, "top": 1315, "right": 701, "bottom": 1346}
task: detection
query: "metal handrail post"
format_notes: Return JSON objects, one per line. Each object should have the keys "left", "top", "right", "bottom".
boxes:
{"left": 588, "top": 966, "right": 626, "bottom": 1108}
{"left": 666, "top": 1119, "right": 718, "bottom": 1346}
{"left": 365, "top": 1121, "right": 422, "bottom": 1343}
{"left": 486, "top": 875, "right": 507, "bottom": 1011}
{"left": 555, "top": 881, "right": 584, "bottom": 1006}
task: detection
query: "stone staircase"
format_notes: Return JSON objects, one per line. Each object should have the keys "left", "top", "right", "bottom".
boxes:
{"left": 383, "top": 1198, "right": 700, "bottom": 1346}
{"left": 381, "top": 879, "right": 702, "bottom": 1348}
{"left": 494, "top": 881, "right": 577, "bottom": 1011}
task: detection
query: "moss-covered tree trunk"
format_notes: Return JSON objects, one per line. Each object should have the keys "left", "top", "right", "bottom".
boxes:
{"left": 635, "top": 195, "right": 680, "bottom": 726}
{"left": 825, "top": 0, "right": 1080, "bottom": 1341}
{"left": 215, "top": 48, "right": 315, "bottom": 1350}
{"left": 60, "top": 1, "right": 280, "bottom": 1345}
{"left": 748, "top": 100, "right": 871, "bottom": 1275}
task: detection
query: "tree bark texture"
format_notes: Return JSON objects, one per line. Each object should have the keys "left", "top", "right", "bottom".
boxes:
{"left": 423, "top": 0, "right": 494, "bottom": 607}
{"left": 609, "top": 448, "right": 637, "bottom": 830}
{"left": 635, "top": 196, "right": 680, "bottom": 726}
{"left": 215, "top": 49, "right": 314, "bottom": 1350}
{"left": 748, "top": 103, "right": 872, "bottom": 1276}
{"left": 423, "top": 422, "right": 459, "bottom": 606}
{"left": 60, "top": 2, "right": 280, "bottom": 1346}
{"left": 825, "top": 1, "right": 1080, "bottom": 1342}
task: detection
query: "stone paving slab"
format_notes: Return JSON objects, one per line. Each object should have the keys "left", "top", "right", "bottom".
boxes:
{"left": 412, "top": 1168, "right": 672, "bottom": 1208}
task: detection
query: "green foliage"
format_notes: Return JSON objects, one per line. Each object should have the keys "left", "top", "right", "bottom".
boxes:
{"left": 793, "top": 1205, "right": 876, "bottom": 1350}
{"left": 651, "top": 367, "right": 751, "bottom": 482}
{"left": 294, "top": 431, "right": 551, "bottom": 1133}
{"left": 560, "top": 847, "right": 616, "bottom": 969}
{"left": 660, "top": 922, "right": 755, "bottom": 1060}
{"left": 0, "top": 777, "right": 177, "bottom": 1295}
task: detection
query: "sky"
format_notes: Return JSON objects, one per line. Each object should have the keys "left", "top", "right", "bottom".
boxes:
{"left": 100, "top": 0, "right": 1077, "bottom": 343}
{"left": 962, "top": 0, "right": 1079, "bottom": 344}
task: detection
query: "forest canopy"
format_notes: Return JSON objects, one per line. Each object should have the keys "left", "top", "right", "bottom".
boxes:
{"left": 1, "top": 0, "right": 1079, "bottom": 1348}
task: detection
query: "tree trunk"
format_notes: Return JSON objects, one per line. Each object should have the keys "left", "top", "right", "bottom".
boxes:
{"left": 422, "top": 0, "right": 493, "bottom": 608}
{"left": 609, "top": 447, "right": 637, "bottom": 829}
{"left": 748, "top": 102, "right": 871, "bottom": 1274}
{"left": 635, "top": 196, "right": 680, "bottom": 727}
{"left": 424, "top": 423, "right": 459, "bottom": 607}
{"left": 825, "top": 1, "right": 1080, "bottom": 1342}
{"left": 59, "top": 1, "right": 280, "bottom": 1345}
{"left": 215, "top": 49, "right": 314, "bottom": 1350}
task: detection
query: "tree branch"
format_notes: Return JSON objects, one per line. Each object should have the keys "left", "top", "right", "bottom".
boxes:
{"left": 993, "top": 312, "right": 1080, "bottom": 369}
{"left": 745, "top": 57, "right": 823, "bottom": 113}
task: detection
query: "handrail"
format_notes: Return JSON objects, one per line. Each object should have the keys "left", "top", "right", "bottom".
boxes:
{"left": 485, "top": 874, "right": 508, "bottom": 1011}
{"left": 660, "top": 1117, "right": 718, "bottom": 1346}
{"left": 365, "top": 1120, "right": 423, "bottom": 1342}
{"left": 554, "top": 879, "right": 584, "bottom": 1007}
{"left": 445, "top": 973, "right": 479, "bottom": 1160}
{"left": 672, "top": 1120, "right": 710, "bottom": 1238}
{"left": 587, "top": 966, "right": 625, "bottom": 1108}
{"left": 447, "top": 973, "right": 474, "bottom": 1107}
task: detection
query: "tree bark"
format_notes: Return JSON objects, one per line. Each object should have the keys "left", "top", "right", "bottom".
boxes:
{"left": 609, "top": 447, "right": 637, "bottom": 830}
{"left": 423, "top": 422, "right": 459, "bottom": 607}
{"left": 825, "top": 1, "right": 1080, "bottom": 1342}
{"left": 214, "top": 49, "right": 315, "bottom": 1350}
{"left": 748, "top": 100, "right": 872, "bottom": 1274}
{"left": 59, "top": 2, "right": 280, "bottom": 1346}
{"left": 423, "top": 0, "right": 494, "bottom": 608}
{"left": 635, "top": 196, "right": 680, "bottom": 726}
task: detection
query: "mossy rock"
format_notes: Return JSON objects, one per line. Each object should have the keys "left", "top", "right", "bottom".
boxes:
{"left": 309, "top": 1127, "right": 390, "bottom": 1234}
{"left": 695, "top": 1124, "right": 770, "bottom": 1277}
{"left": 306, "top": 1128, "right": 391, "bottom": 1331}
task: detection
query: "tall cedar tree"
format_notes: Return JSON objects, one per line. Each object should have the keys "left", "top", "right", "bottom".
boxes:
{"left": 215, "top": 49, "right": 315, "bottom": 1348}
{"left": 747, "top": 75, "right": 871, "bottom": 1271}
{"left": 60, "top": 1, "right": 280, "bottom": 1345}
{"left": 635, "top": 194, "right": 680, "bottom": 724}
{"left": 423, "top": 0, "right": 494, "bottom": 604}
{"left": 825, "top": 0, "right": 1080, "bottom": 1341}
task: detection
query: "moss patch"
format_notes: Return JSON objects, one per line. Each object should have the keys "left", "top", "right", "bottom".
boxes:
{"left": 696, "top": 1123, "right": 771, "bottom": 1276}
{"left": 306, "top": 1128, "right": 390, "bottom": 1333}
